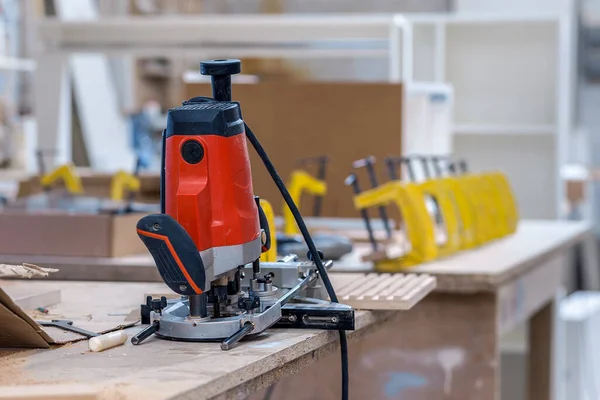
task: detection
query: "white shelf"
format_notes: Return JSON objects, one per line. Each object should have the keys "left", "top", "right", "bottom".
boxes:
{"left": 453, "top": 124, "right": 557, "bottom": 135}
{"left": 408, "top": 12, "right": 567, "bottom": 25}
{"left": 37, "top": 15, "right": 403, "bottom": 51}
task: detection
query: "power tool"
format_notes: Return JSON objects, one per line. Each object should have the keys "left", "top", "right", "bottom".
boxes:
{"left": 131, "top": 60, "right": 354, "bottom": 359}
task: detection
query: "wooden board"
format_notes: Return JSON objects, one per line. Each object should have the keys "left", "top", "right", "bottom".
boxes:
{"left": 331, "top": 273, "right": 436, "bottom": 310}
{"left": 0, "top": 281, "right": 393, "bottom": 400}
{"left": 334, "top": 220, "right": 592, "bottom": 292}
{"left": 185, "top": 82, "right": 404, "bottom": 218}
{"left": 11, "top": 290, "right": 61, "bottom": 311}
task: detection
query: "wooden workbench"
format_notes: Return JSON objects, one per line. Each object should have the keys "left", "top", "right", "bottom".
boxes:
{"left": 0, "top": 220, "right": 591, "bottom": 400}
{"left": 253, "top": 220, "right": 591, "bottom": 400}
{"left": 0, "top": 281, "right": 413, "bottom": 400}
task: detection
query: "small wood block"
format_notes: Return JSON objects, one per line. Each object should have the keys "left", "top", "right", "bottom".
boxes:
{"left": 13, "top": 290, "right": 61, "bottom": 311}
{"left": 331, "top": 272, "right": 436, "bottom": 311}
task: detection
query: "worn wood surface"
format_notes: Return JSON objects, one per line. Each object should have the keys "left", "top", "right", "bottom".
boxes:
{"left": 252, "top": 292, "right": 500, "bottom": 400}
{"left": 0, "top": 281, "right": 394, "bottom": 400}
{"left": 335, "top": 220, "right": 591, "bottom": 292}
{"left": 528, "top": 301, "right": 554, "bottom": 400}
{"left": 0, "top": 221, "right": 588, "bottom": 295}
{"left": 248, "top": 221, "right": 587, "bottom": 400}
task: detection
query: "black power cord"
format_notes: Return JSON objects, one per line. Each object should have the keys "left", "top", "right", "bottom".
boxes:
{"left": 244, "top": 123, "right": 349, "bottom": 400}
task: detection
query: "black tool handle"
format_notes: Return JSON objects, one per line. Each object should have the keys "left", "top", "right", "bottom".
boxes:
{"left": 137, "top": 214, "right": 206, "bottom": 295}
{"left": 131, "top": 321, "right": 160, "bottom": 345}
{"left": 221, "top": 322, "right": 255, "bottom": 350}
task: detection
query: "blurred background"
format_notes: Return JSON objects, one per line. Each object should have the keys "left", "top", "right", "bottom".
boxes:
{"left": 0, "top": 0, "right": 598, "bottom": 398}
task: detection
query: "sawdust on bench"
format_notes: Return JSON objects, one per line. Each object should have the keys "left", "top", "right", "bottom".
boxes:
{"left": 0, "top": 351, "right": 32, "bottom": 385}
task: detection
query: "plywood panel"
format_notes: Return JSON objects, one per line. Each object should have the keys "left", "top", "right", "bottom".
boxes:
{"left": 331, "top": 272, "right": 436, "bottom": 310}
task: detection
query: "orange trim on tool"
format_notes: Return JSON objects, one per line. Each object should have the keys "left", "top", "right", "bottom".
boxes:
{"left": 137, "top": 229, "right": 203, "bottom": 294}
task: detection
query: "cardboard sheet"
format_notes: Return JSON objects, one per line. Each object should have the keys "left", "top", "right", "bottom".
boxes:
{"left": 0, "top": 288, "right": 52, "bottom": 348}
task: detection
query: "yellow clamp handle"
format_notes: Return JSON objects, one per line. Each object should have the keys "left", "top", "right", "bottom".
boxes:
{"left": 418, "top": 179, "right": 462, "bottom": 257}
{"left": 110, "top": 170, "right": 141, "bottom": 201}
{"left": 283, "top": 170, "right": 327, "bottom": 235}
{"left": 40, "top": 164, "right": 84, "bottom": 195}
{"left": 353, "top": 181, "right": 437, "bottom": 271}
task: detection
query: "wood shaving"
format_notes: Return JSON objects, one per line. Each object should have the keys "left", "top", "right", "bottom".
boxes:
{"left": 0, "top": 263, "right": 59, "bottom": 279}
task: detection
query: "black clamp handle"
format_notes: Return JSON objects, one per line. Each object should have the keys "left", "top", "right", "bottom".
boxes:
{"left": 352, "top": 156, "right": 392, "bottom": 238}
{"left": 345, "top": 173, "right": 378, "bottom": 251}
{"left": 297, "top": 155, "right": 329, "bottom": 180}
{"left": 385, "top": 156, "right": 416, "bottom": 182}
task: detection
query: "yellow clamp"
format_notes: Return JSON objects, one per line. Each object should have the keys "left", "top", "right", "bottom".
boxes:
{"left": 110, "top": 170, "right": 141, "bottom": 201}
{"left": 40, "top": 164, "right": 84, "bottom": 195}
{"left": 418, "top": 179, "right": 462, "bottom": 257}
{"left": 483, "top": 171, "right": 519, "bottom": 236}
{"left": 283, "top": 170, "right": 326, "bottom": 235}
{"left": 353, "top": 181, "right": 437, "bottom": 271}
{"left": 489, "top": 171, "right": 518, "bottom": 235}
{"left": 259, "top": 199, "right": 277, "bottom": 262}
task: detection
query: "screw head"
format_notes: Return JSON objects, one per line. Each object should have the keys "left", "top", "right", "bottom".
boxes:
{"left": 261, "top": 230, "right": 267, "bottom": 245}
{"left": 153, "top": 223, "right": 160, "bottom": 231}
{"left": 331, "top": 316, "right": 339, "bottom": 324}
{"left": 288, "top": 315, "right": 297, "bottom": 322}
{"left": 179, "top": 284, "right": 187, "bottom": 291}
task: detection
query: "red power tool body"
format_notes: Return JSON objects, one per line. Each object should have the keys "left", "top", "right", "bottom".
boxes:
{"left": 164, "top": 104, "right": 260, "bottom": 253}
{"left": 137, "top": 60, "right": 265, "bottom": 297}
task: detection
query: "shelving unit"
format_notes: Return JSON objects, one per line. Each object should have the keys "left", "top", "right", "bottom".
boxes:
{"left": 35, "top": 14, "right": 416, "bottom": 172}
{"left": 35, "top": 12, "right": 577, "bottom": 218}
{"left": 405, "top": 12, "right": 577, "bottom": 219}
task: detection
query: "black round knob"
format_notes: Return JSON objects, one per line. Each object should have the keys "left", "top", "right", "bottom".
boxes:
{"left": 181, "top": 140, "right": 204, "bottom": 164}
{"left": 200, "top": 59, "right": 241, "bottom": 76}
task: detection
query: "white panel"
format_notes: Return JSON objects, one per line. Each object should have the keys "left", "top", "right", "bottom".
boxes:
{"left": 453, "top": 134, "right": 556, "bottom": 219}
{"left": 34, "top": 54, "right": 71, "bottom": 167}
{"left": 412, "top": 24, "right": 436, "bottom": 82}
{"left": 403, "top": 82, "right": 453, "bottom": 156}
{"left": 559, "top": 291, "right": 600, "bottom": 400}
{"left": 446, "top": 22, "right": 557, "bottom": 126}
{"left": 54, "top": 0, "right": 134, "bottom": 172}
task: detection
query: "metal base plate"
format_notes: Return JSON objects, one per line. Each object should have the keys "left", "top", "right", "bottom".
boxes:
{"left": 154, "top": 299, "right": 281, "bottom": 341}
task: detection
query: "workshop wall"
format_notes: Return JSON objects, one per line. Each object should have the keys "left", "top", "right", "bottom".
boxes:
{"left": 186, "top": 82, "right": 403, "bottom": 218}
